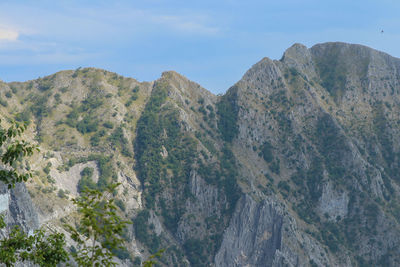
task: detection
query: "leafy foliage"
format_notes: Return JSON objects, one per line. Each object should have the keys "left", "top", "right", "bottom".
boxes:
{"left": 67, "top": 154, "right": 117, "bottom": 192}
{"left": 125, "top": 86, "right": 140, "bottom": 107}
{"left": 30, "top": 94, "right": 51, "bottom": 120}
{"left": 135, "top": 81, "right": 196, "bottom": 212}
{"left": 315, "top": 114, "right": 347, "bottom": 183}
{"left": 142, "top": 249, "right": 164, "bottom": 267}
{"left": 183, "top": 238, "right": 208, "bottom": 266}
{"left": 220, "top": 145, "right": 241, "bottom": 213}
{"left": 260, "top": 141, "right": 273, "bottom": 162}
{"left": 134, "top": 210, "right": 161, "bottom": 253}
{"left": 15, "top": 109, "right": 32, "bottom": 125}
{"left": 64, "top": 183, "right": 131, "bottom": 266}
{"left": 77, "top": 167, "right": 96, "bottom": 193}
{"left": 76, "top": 115, "right": 99, "bottom": 134}
{"left": 0, "top": 96, "right": 8, "bottom": 107}
{"left": 216, "top": 86, "right": 239, "bottom": 142}
{"left": 108, "top": 126, "right": 132, "bottom": 157}
{"left": 90, "top": 129, "right": 106, "bottom": 147}
{"left": 0, "top": 120, "right": 38, "bottom": 188}
{"left": 63, "top": 89, "right": 106, "bottom": 135}
{"left": 0, "top": 120, "right": 68, "bottom": 266}
{"left": 38, "top": 77, "right": 53, "bottom": 91}
{"left": 0, "top": 215, "right": 69, "bottom": 267}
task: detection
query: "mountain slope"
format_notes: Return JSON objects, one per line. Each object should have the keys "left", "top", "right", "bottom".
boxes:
{"left": 218, "top": 42, "right": 400, "bottom": 266}
{"left": 1, "top": 42, "right": 400, "bottom": 266}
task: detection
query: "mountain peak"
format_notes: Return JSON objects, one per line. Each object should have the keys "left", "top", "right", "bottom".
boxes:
{"left": 158, "top": 70, "right": 216, "bottom": 106}
{"left": 281, "top": 43, "right": 308, "bottom": 60}
{"left": 280, "top": 43, "right": 316, "bottom": 78}
{"left": 161, "top": 70, "right": 182, "bottom": 79}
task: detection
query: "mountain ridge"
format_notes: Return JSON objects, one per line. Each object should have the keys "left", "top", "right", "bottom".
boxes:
{"left": 1, "top": 42, "right": 400, "bottom": 266}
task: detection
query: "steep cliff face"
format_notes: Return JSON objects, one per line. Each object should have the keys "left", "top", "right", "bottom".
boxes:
{"left": 0, "top": 182, "right": 39, "bottom": 236}
{"left": 1, "top": 42, "right": 400, "bottom": 266}
{"left": 215, "top": 195, "right": 284, "bottom": 267}
{"left": 215, "top": 42, "right": 400, "bottom": 266}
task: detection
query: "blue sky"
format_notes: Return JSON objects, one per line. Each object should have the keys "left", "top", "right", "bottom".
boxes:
{"left": 0, "top": 0, "right": 399, "bottom": 94}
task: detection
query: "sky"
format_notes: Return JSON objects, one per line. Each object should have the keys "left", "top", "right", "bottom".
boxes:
{"left": 0, "top": 0, "right": 399, "bottom": 94}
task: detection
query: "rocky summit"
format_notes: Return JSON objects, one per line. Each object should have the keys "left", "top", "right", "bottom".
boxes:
{"left": 1, "top": 42, "right": 400, "bottom": 266}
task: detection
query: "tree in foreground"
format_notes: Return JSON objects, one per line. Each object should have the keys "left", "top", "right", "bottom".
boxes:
{"left": 65, "top": 183, "right": 131, "bottom": 266}
{"left": 0, "top": 218, "right": 68, "bottom": 267}
{"left": 0, "top": 119, "right": 38, "bottom": 188}
{"left": 65, "top": 185, "right": 162, "bottom": 266}
{"left": 0, "top": 120, "right": 68, "bottom": 266}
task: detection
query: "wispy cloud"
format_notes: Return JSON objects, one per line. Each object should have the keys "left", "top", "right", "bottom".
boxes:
{"left": 0, "top": 4, "right": 221, "bottom": 48}
{"left": 67, "top": 6, "right": 221, "bottom": 37}
{"left": 0, "top": 50, "right": 98, "bottom": 65}
{"left": 0, "top": 26, "right": 19, "bottom": 41}
{"left": 149, "top": 14, "right": 220, "bottom": 35}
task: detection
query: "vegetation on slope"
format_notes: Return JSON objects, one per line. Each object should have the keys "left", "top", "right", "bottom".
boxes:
{"left": 216, "top": 85, "right": 239, "bottom": 142}
{"left": 134, "top": 77, "right": 243, "bottom": 266}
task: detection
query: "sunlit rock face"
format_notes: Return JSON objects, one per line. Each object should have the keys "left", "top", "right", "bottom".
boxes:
{"left": 0, "top": 182, "right": 39, "bottom": 237}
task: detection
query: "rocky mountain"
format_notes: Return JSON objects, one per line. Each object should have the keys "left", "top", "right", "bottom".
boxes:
{"left": 1, "top": 42, "right": 400, "bottom": 266}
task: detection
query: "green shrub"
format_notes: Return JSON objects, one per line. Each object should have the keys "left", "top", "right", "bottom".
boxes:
{"left": 43, "top": 162, "right": 52, "bottom": 175}
{"left": 38, "top": 78, "right": 52, "bottom": 91}
{"left": 183, "top": 238, "right": 207, "bottom": 266}
{"left": 47, "top": 175, "right": 55, "bottom": 184}
{"left": 0, "top": 97, "right": 7, "bottom": 107}
{"left": 111, "top": 247, "right": 131, "bottom": 261}
{"left": 81, "top": 167, "right": 94, "bottom": 177}
{"left": 269, "top": 159, "right": 280, "bottom": 175}
{"left": 278, "top": 181, "right": 290, "bottom": 192}
{"left": 58, "top": 189, "right": 67, "bottom": 199}
{"left": 76, "top": 116, "right": 99, "bottom": 134}
{"left": 30, "top": 94, "right": 50, "bottom": 119}
{"left": 15, "top": 109, "right": 32, "bottom": 124}
{"left": 77, "top": 167, "right": 96, "bottom": 193}
{"left": 108, "top": 126, "right": 132, "bottom": 157}
{"left": 90, "top": 133, "right": 101, "bottom": 147}
{"left": 103, "top": 122, "right": 114, "bottom": 129}
{"left": 115, "top": 199, "right": 126, "bottom": 211}
{"left": 260, "top": 141, "right": 273, "bottom": 162}
{"left": 134, "top": 209, "right": 161, "bottom": 253}
{"left": 216, "top": 86, "right": 239, "bottom": 142}
{"left": 80, "top": 95, "right": 104, "bottom": 111}
{"left": 54, "top": 93, "right": 61, "bottom": 104}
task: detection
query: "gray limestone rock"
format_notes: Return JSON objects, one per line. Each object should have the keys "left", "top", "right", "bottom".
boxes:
{"left": 0, "top": 182, "right": 39, "bottom": 236}
{"left": 215, "top": 195, "right": 284, "bottom": 267}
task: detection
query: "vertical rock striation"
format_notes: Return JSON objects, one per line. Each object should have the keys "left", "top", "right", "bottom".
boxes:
{"left": 0, "top": 182, "right": 39, "bottom": 236}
